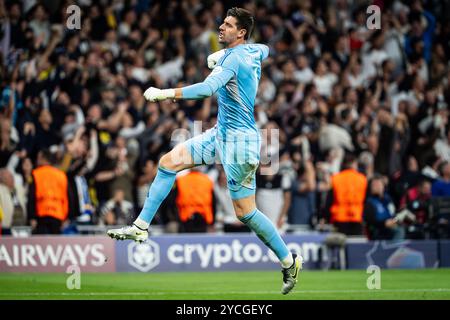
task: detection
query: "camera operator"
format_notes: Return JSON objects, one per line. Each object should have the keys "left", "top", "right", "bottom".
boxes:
{"left": 399, "top": 178, "right": 432, "bottom": 239}
{"left": 100, "top": 188, "right": 134, "bottom": 226}
{"left": 364, "top": 175, "right": 405, "bottom": 240}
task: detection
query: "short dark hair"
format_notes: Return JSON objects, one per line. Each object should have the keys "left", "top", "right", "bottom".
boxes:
{"left": 369, "top": 173, "right": 384, "bottom": 186}
{"left": 39, "top": 148, "right": 56, "bottom": 165}
{"left": 341, "top": 152, "right": 357, "bottom": 170}
{"left": 226, "top": 7, "right": 254, "bottom": 40}
{"left": 368, "top": 174, "right": 385, "bottom": 194}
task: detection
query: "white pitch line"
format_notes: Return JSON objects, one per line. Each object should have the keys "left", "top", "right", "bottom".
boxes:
{"left": 0, "top": 288, "right": 450, "bottom": 296}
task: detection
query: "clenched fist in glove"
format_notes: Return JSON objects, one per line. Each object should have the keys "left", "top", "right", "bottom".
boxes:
{"left": 207, "top": 49, "right": 226, "bottom": 69}
{"left": 143, "top": 87, "right": 175, "bottom": 102}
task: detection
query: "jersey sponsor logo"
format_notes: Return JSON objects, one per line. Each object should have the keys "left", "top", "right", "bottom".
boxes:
{"left": 128, "top": 240, "right": 160, "bottom": 272}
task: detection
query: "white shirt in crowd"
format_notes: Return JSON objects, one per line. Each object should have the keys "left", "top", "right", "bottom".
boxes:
{"left": 294, "top": 67, "right": 314, "bottom": 84}
{"left": 214, "top": 185, "right": 238, "bottom": 225}
{"left": 256, "top": 174, "right": 291, "bottom": 225}
{"left": 347, "top": 72, "right": 365, "bottom": 88}
{"left": 100, "top": 199, "right": 134, "bottom": 225}
{"left": 434, "top": 138, "right": 450, "bottom": 162}
{"left": 313, "top": 73, "right": 338, "bottom": 98}
{"left": 362, "top": 48, "right": 389, "bottom": 80}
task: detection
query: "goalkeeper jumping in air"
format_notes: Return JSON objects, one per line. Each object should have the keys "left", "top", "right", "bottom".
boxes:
{"left": 107, "top": 7, "right": 302, "bottom": 295}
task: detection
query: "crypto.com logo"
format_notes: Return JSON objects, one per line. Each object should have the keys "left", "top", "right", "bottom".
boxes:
{"left": 170, "top": 121, "right": 280, "bottom": 175}
{"left": 128, "top": 240, "right": 160, "bottom": 272}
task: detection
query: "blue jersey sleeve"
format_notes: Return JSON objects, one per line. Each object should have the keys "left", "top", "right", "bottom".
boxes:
{"left": 256, "top": 44, "right": 269, "bottom": 61}
{"left": 219, "top": 51, "right": 240, "bottom": 75}
{"left": 181, "top": 52, "right": 239, "bottom": 99}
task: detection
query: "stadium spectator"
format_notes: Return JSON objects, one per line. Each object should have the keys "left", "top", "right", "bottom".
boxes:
{"left": 93, "top": 128, "right": 137, "bottom": 205}
{"left": 214, "top": 168, "right": 249, "bottom": 233}
{"left": 283, "top": 151, "right": 316, "bottom": 229}
{"left": 313, "top": 58, "right": 338, "bottom": 98}
{"left": 100, "top": 188, "right": 135, "bottom": 226}
{"left": 434, "top": 126, "right": 450, "bottom": 162}
{"left": 4, "top": 150, "right": 28, "bottom": 209}
{"left": 421, "top": 154, "right": 442, "bottom": 180}
{"left": 256, "top": 163, "right": 291, "bottom": 227}
{"left": 431, "top": 162, "right": 450, "bottom": 196}
{"left": 391, "top": 155, "right": 423, "bottom": 206}
{"left": 430, "top": 162, "right": 450, "bottom": 238}
{"left": 108, "top": 135, "right": 138, "bottom": 202}
{"left": 60, "top": 125, "right": 98, "bottom": 224}
{"left": 136, "top": 158, "right": 157, "bottom": 212}
{"left": 0, "top": 117, "right": 16, "bottom": 168}
{"left": 27, "top": 149, "right": 74, "bottom": 234}
{"left": 28, "top": 4, "right": 51, "bottom": 48}
{"left": 157, "top": 185, "right": 181, "bottom": 233}
{"left": 326, "top": 153, "right": 368, "bottom": 236}
{"left": 175, "top": 168, "right": 214, "bottom": 233}
{"left": 0, "top": 166, "right": 27, "bottom": 234}
{"left": 399, "top": 178, "right": 432, "bottom": 239}
{"left": 364, "top": 175, "right": 405, "bottom": 240}
{"left": 404, "top": 0, "right": 436, "bottom": 64}
{"left": 29, "top": 108, "right": 61, "bottom": 159}
{"left": 315, "top": 160, "right": 332, "bottom": 230}
{"left": 0, "top": 169, "right": 13, "bottom": 234}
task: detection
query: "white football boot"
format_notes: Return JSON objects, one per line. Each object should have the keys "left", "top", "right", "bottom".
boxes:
{"left": 281, "top": 253, "right": 303, "bottom": 295}
{"left": 107, "top": 224, "right": 148, "bottom": 243}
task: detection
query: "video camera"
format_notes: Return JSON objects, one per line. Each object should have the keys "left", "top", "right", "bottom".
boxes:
{"left": 393, "top": 208, "right": 416, "bottom": 224}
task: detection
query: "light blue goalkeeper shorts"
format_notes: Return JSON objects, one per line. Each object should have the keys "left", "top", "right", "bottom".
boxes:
{"left": 183, "top": 125, "right": 261, "bottom": 200}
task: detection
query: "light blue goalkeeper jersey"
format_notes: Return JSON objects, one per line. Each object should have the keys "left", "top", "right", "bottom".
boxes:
{"left": 182, "top": 43, "right": 269, "bottom": 138}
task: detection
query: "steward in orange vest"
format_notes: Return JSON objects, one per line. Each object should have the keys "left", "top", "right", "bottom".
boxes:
{"left": 28, "top": 149, "right": 72, "bottom": 234}
{"left": 327, "top": 153, "right": 367, "bottom": 235}
{"left": 176, "top": 169, "right": 214, "bottom": 232}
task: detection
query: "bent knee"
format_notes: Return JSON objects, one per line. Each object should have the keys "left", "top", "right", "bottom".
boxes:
{"left": 234, "top": 208, "right": 246, "bottom": 219}
{"left": 159, "top": 153, "right": 177, "bottom": 171}
{"left": 233, "top": 197, "right": 256, "bottom": 219}
{"left": 159, "top": 146, "right": 193, "bottom": 172}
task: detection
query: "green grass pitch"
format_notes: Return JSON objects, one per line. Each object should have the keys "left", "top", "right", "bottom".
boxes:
{"left": 1, "top": 269, "right": 450, "bottom": 300}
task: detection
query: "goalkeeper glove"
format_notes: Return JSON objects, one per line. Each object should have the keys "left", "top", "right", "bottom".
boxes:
{"left": 143, "top": 87, "right": 175, "bottom": 102}
{"left": 207, "top": 49, "right": 226, "bottom": 69}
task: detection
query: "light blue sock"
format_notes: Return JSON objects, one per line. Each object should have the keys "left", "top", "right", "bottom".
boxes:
{"left": 136, "top": 166, "right": 177, "bottom": 225}
{"left": 239, "top": 209, "right": 291, "bottom": 263}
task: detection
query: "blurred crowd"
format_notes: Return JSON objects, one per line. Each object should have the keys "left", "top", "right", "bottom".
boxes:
{"left": 0, "top": 0, "right": 449, "bottom": 239}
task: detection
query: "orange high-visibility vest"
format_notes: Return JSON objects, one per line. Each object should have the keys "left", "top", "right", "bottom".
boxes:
{"left": 32, "top": 165, "right": 69, "bottom": 221}
{"left": 176, "top": 171, "right": 214, "bottom": 225}
{"left": 330, "top": 169, "right": 367, "bottom": 223}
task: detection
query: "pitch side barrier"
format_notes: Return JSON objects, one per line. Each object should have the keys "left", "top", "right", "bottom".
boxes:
{"left": 0, "top": 234, "right": 449, "bottom": 272}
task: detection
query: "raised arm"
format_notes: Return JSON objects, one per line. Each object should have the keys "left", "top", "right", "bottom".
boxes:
{"left": 143, "top": 52, "right": 240, "bottom": 102}
{"left": 179, "top": 65, "right": 235, "bottom": 99}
